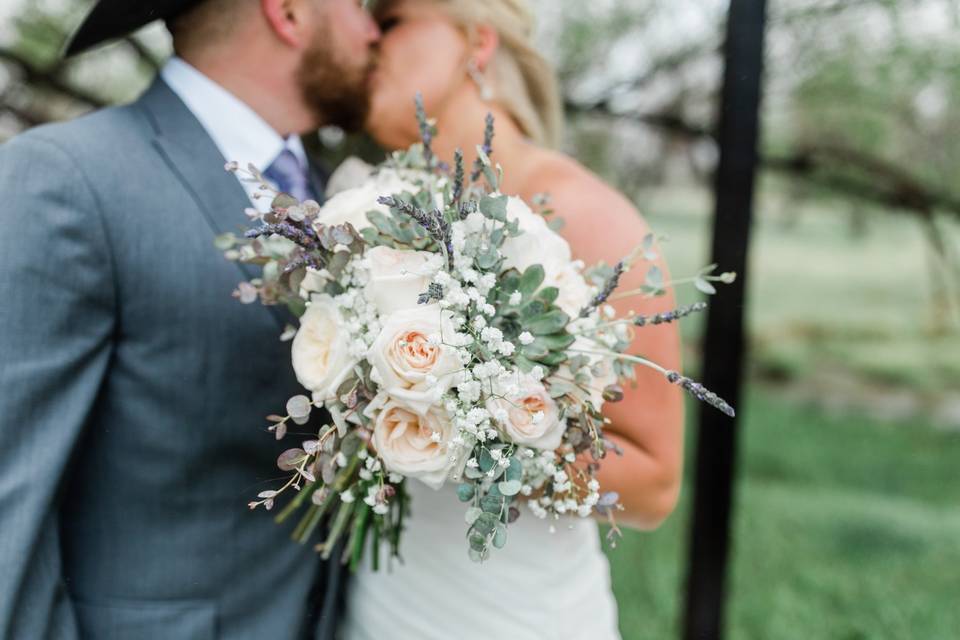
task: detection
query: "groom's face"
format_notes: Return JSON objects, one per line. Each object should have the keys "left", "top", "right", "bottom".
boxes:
{"left": 296, "top": 0, "right": 381, "bottom": 131}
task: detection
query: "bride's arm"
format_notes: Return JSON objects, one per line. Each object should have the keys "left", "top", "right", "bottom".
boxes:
{"left": 525, "top": 161, "right": 685, "bottom": 531}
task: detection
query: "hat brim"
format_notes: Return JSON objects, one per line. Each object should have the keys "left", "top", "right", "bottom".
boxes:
{"left": 64, "top": 0, "right": 200, "bottom": 56}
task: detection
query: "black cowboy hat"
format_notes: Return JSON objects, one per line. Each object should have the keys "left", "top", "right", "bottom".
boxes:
{"left": 64, "top": 0, "right": 203, "bottom": 56}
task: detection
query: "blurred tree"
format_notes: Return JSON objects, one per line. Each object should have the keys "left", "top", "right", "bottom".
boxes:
{"left": 1, "top": 0, "right": 957, "bottom": 321}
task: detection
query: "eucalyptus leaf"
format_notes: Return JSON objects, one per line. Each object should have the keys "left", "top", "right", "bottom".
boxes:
{"left": 465, "top": 506, "right": 482, "bottom": 526}
{"left": 498, "top": 480, "right": 522, "bottom": 496}
{"left": 286, "top": 395, "right": 312, "bottom": 419}
{"left": 479, "top": 195, "right": 508, "bottom": 221}
{"left": 473, "top": 512, "right": 499, "bottom": 535}
{"left": 277, "top": 448, "right": 306, "bottom": 471}
{"left": 475, "top": 248, "right": 499, "bottom": 270}
{"left": 505, "top": 457, "right": 522, "bottom": 483}
{"left": 645, "top": 265, "right": 664, "bottom": 289}
{"left": 492, "top": 522, "right": 508, "bottom": 549}
{"left": 695, "top": 277, "right": 717, "bottom": 295}
{"left": 480, "top": 494, "right": 503, "bottom": 514}
{"left": 457, "top": 483, "right": 476, "bottom": 502}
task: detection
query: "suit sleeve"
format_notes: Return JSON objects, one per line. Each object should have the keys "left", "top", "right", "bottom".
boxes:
{"left": 0, "top": 133, "right": 116, "bottom": 639}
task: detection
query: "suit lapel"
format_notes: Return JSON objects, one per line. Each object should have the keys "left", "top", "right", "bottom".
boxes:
{"left": 136, "top": 77, "right": 291, "bottom": 330}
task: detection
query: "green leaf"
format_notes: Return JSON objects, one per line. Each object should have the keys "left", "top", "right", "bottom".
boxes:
{"left": 286, "top": 296, "right": 307, "bottom": 318}
{"left": 504, "top": 457, "right": 522, "bottom": 483}
{"left": 465, "top": 506, "right": 482, "bottom": 526}
{"left": 548, "top": 380, "right": 576, "bottom": 398}
{"left": 479, "top": 195, "right": 508, "bottom": 221}
{"left": 645, "top": 265, "right": 664, "bottom": 289}
{"left": 518, "top": 264, "right": 545, "bottom": 297}
{"left": 457, "top": 483, "right": 476, "bottom": 502}
{"left": 538, "top": 350, "right": 567, "bottom": 367}
{"left": 469, "top": 531, "right": 487, "bottom": 551}
{"left": 272, "top": 193, "right": 299, "bottom": 209}
{"left": 366, "top": 210, "right": 397, "bottom": 237}
{"left": 521, "top": 341, "right": 550, "bottom": 360}
{"left": 480, "top": 494, "right": 504, "bottom": 514}
{"left": 498, "top": 480, "right": 522, "bottom": 496}
{"left": 479, "top": 448, "right": 496, "bottom": 473}
{"left": 475, "top": 247, "right": 500, "bottom": 270}
{"left": 526, "top": 310, "right": 570, "bottom": 335}
{"left": 521, "top": 300, "right": 548, "bottom": 318}
{"left": 537, "top": 286, "right": 560, "bottom": 305}
{"left": 473, "top": 512, "right": 499, "bottom": 535}
{"left": 537, "top": 333, "right": 576, "bottom": 350}
{"left": 515, "top": 355, "right": 537, "bottom": 373}
{"left": 482, "top": 165, "right": 500, "bottom": 192}
{"left": 492, "top": 522, "right": 508, "bottom": 549}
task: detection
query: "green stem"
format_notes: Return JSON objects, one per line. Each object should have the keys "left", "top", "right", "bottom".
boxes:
{"left": 371, "top": 517, "right": 381, "bottom": 572}
{"left": 348, "top": 503, "right": 372, "bottom": 572}
{"left": 275, "top": 481, "right": 319, "bottom": 524}
{"left": 320, "top": 500, "right": 356, "bottom": 561}
{"left": 291, "top": 504, "right": 318, "bottom": 542}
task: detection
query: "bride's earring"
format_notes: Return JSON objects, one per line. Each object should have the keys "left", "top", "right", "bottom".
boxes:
{"left": 467, "top": 58, "right": 493, "bottom": 102}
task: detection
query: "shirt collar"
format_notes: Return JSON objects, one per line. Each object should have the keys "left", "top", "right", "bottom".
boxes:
{"left": 160, "top": 56, "right": 308, "bottom": 173}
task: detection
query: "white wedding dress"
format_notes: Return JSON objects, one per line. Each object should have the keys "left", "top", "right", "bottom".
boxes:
{"left": 342, "top": 480, "right": 621, "bottom": 640}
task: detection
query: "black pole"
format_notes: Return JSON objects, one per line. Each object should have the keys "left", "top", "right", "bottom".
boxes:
{"left": 682, "top": 1, "right": 767, "bottom": 639}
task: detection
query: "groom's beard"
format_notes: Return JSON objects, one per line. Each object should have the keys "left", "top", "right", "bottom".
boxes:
{"left": 297, "top": 34, "right": 376, "bottom": 132}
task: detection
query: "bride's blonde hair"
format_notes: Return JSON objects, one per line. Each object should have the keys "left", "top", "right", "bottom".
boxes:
{"left": 376, "top": 0, "right": 564, "bottom": 148}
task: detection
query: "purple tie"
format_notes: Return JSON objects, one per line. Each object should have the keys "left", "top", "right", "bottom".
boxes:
{"left": 263, "top": 148, "right": 315, "bottom": 203}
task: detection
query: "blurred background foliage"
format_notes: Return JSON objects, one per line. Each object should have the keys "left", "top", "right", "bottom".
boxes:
{"left": 2, "top": 0, "right": 958, "bottom": 637}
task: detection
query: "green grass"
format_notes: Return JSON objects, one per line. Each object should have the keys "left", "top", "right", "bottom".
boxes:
{"left": 607, "top": 391, "right": 960, "bottom": 640}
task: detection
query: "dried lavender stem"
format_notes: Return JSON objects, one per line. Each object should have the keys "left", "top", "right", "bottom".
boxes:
{"left": 580, "top": 260, "right": 626, "bottom": 318}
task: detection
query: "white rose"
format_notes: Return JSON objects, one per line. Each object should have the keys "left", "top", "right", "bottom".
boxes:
{"left": 365, "top": 246, "right": 439, "bottom": 315}
{"left": 373, "top": 401, "right": 456, "bottom": 489}
{"left": 369, "top": 305, "right": 462, "bottom": 415}
{"left": 486, "top": 374, "right": 566, "bottom": 450}
{"left": 315, "top": 168, "right": 419, "bottom": 231}
{"left": 298, "top": 267, "right": 329, "bottom": 299}
{"left": 500, "top": 196, "right": 571, "bottom": 273}
{"left": 291, "top": 295, "right": 357, "bottom": 401}
{"left": 324, "top": 157, "right": 375, "bottom": 198}
{"left": 544, "top": 260, "right": 593, "bottom": 318}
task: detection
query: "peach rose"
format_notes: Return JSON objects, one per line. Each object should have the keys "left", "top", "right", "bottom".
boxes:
{"left": 373, "top": 401, "right": 456, "bottom": 489}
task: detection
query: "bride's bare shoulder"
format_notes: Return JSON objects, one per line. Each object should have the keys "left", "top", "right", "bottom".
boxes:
{"left": 520, "top": 149, "right": 651, "bottom": 259}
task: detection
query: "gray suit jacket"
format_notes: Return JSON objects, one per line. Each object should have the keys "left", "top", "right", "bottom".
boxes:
{"left": 0, "top": 78, "right": 341, "bottom": 640}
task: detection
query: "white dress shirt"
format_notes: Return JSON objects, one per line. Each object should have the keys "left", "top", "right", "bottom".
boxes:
{"left": 160, "top": 56, "right": 309, "bottom": 209}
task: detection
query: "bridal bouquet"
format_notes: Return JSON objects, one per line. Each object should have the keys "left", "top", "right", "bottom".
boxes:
{"left": 217, "top": 99, "right": 734, "bottom": 568}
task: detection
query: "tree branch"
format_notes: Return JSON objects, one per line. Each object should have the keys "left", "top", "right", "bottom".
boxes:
{"left": 0, "top": 47, "right": 108, "bottom": 109}
{"left": 566, "top": 100, "right": 960, "bottom": 221}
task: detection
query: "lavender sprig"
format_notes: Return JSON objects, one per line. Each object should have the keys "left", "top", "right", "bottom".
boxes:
{"left": 459, "top": 200, "right": 478, "bottom": 220}
{"left": 377, "top": 195, "right": 454, "bottom": 267}
{"left": 414, "top": 93, "right": 434, "bottom": 168}
{"left": 452, "top": 148, "right": 464, "bottom": 206}
{"left": 283, "top": 252, "right": 324, "bottom": 274}
{"left": 418, "top": 282, "right": 445, "bottom": 305}
{"left": 634, "top": 302, "right": 708, "bottom": 327}
{"left": 666, "top": 371, "right": 736, "bottom": 417}
{"left": 470, "top": 113, "right": 495, "bottom": 182}
{"left": 580, "top": 260, "right": 626, "bottom": 318}
{"left": 245, "top": 222, "right": 316, "bottom": 250}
